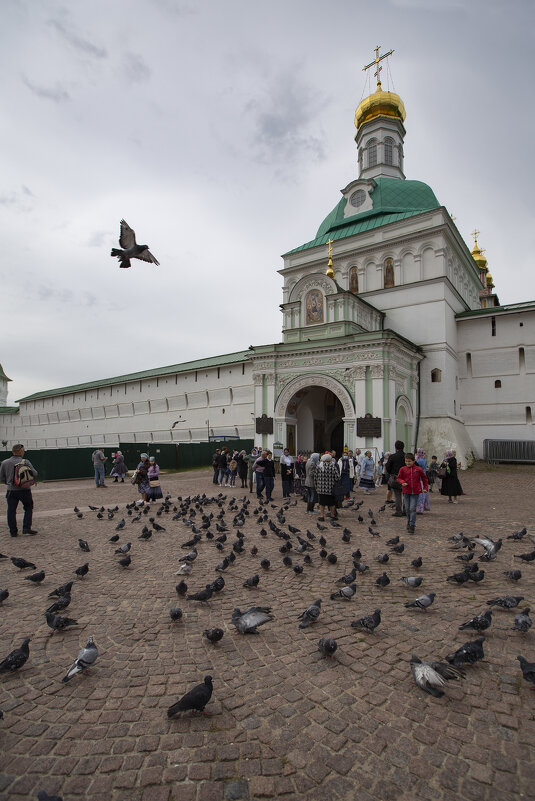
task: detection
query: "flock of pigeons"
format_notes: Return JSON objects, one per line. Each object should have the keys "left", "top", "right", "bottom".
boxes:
{"left": 0, "top": 486, "right": 534, "bottom": 798}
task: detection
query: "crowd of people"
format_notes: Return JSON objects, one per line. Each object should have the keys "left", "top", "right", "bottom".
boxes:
{"left": 210, "top": 443, "right": 465, "bottom": 535}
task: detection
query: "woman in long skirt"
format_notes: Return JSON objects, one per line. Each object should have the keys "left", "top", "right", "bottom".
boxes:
{"left": 440, "top": 450, "right": 463, "bottom": 503}
{"left": 146, "top": 456, "right": 163, "bottom": 501}
{"left": 358, "top": 451, "right": 376, "bottom": 494}
{"left": 110, "top": 451, "right": 128, "bottom": 483}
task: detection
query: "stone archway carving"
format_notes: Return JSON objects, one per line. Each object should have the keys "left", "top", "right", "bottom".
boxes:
{"left": 275, "top": 374, "right": 355, "bottom": 419}
{"left": 395, "top": 394, "right": 413, "bottom": 422}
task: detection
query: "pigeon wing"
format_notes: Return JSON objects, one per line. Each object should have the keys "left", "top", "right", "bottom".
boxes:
{"left": 412, "top": 662, "right": 445, "bottom": 696}
{"left": 119, "top": 219, "right": 136, "bottom": 249}
{"left": 136, "top": 248, "right": 160, "bottom": 266}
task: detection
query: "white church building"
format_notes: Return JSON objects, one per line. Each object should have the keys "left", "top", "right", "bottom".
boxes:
{"left": 1, "top": 53, "right": 534, "bottom": 465}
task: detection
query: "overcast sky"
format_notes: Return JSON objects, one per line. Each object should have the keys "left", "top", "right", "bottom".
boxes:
{"left": 2, "top": 0, "right": 534, "bottom": 402}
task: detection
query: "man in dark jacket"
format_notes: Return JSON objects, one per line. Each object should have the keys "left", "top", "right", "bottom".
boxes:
{"left": 385, "top": 441, "right": 405, "bottom": 516}
{"left": 0, "top": 444, "right": 38, "bottom": 536}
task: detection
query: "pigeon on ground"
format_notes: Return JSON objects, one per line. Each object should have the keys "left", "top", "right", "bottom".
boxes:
{"left": 399, "top": 576, "right": 423, "bottom": 588}
{"left": 49, "top": 581, "right": 73, "bottom": 598}
{"left": 411, "top": 557, "right": 423, "bottom": 569}
{"left": 446, "top": 637, "right": 485, "bottom": 666}
{"left": 24, "top": 570, "right": 45, "bottom": 583}
{"left": 512, "top": 607, "right": 532, "bottom": 634}
{"left": 118, "top": 555, "right": 131, "bottom": 568}
{"left": 260, "top": 559, "right": 270, "bottom": 570}
{"left": 174, "top": 563, "right": 192, "bottom": 576}
{"left": 298, "top": 599, "right": 322, "bottom": 629}
{"left": 78, "top": 539, "right": 90, "bottom": 553}
{"left": 176, "top": 581, "right": 188, "bottom": 596}
{"left": 187, "top": 584, "right": 213, "bottom": 603}
{"left": 231, "top": 606, "right": 273, "bottom": 634}
{"left": 376, "top": 553, "right": 389, "bottom": 564}
{"left": 486, "top": 596, "right": 524, "bottom": 609}
{"left": 0, "top": 638, "right": 30, "bottom": 672}
{"left": 405, "top": 593, "right": 436, "bottom": 611}
{"left": 0, "top": 589, "right": 9, "bottom": 604}
{"left": 167, "top": 676, "right": 213, "bottom": 717}
{"left": 61, "top": 636, "right": 98, "bottom": 682}
{"left": 45, "top": 612, "right": 78, "bottom": 633}
{"left": 386, "top": 536, "right": 400, "bottom": 546}
{"left": 203, "top": 628, "right": 224, "bottom": 645}
{"left": 46, "top": 595, "right": 71, "bottom": 614}
{"left": 243, "top": 574, "right": 260, "bottom": 588}
{"left": 330, "top": 583, "right": 356, "bottom": 600}
{"left": 517, "top": 655, "right": 535, "bottom": 688}
{"left": 74, "top": 563, "right": 89, "bottom": 579}
{"left": 390, "top": 543, "right": 405, "bottom": 554}
{"left": 139, "top": 529, "right": 153, "bottom": 540}
{"left": 337, "top": 568, "right": 357, "bottom": 585}
{"left": 503, "top": 570, "right": 522, "bottom": 582}
{"left": 318, "top": 638, "right": 338, "bottom": 659}
{"left": 111, "top": 219, "right": 160, "bottom": 269}
{"left": 456, "top": 552, "right": 475, "bottom": 562}
{"left": 209, "top": 576, "right": 225, "bottom": 593}
{"left": 109, "top": 534, "right": 120, "bottom": 543}
{"left": 514, "top": 551, "right": 535, "bottom": 563}
{"left": 351, "top": 609, "right": 381, "bottom": 633}
{"left": 410, "top": 655, "right": 464, "bottom": 697}
{"left": 459, "top": 610, "right": 492, "bottom": 632}
{"left": 114, "top": 542, "right": 132, "bottom": 555}
{"left": 447, "top": 570, "right": 471, "bottom": 584}
{"left": 10, "top": 557, "right": 36, "bottom": 570}
{"left": 376, "top": 572, "right": 390, "bottom": 588}
{"left": 115, "top": 519, "right": 126, "bottom": 531}
{"left": 170, "top": 608, "right": 183, "bottom": 624}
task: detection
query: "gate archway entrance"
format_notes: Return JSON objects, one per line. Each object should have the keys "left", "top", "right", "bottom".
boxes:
{"left": 274, "top": 375, "right": 355, "bottom": 455}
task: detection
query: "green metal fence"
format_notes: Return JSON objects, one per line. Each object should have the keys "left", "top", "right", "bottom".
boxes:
{"left": 0, "top": 439, "right": 254, "bottom": 482}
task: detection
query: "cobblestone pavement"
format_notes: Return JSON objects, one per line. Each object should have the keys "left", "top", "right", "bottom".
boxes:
{"left": 0, "top": 463, "right": 534, "bottom": 801}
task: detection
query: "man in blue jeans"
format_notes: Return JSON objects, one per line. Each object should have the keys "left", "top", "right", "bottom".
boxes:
{"left": 92, "top": 448, "right": 107, "bottom": 487}
{"left": 0, "top": 444, "right": 38, "bottom": 536}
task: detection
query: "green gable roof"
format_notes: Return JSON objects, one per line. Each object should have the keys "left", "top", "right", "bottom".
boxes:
{"left": 285, "top": 177, "right": 440, "bottom": 255}
{"left": 0, "top": 406, "right": 18, "bottom": 415}
{"left": 18, "top": 350, "right": 252, "bottom": 402}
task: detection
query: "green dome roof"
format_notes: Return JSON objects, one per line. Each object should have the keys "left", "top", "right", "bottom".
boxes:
{"left": 285, "top": 177, "right": 440, "bottom": 255}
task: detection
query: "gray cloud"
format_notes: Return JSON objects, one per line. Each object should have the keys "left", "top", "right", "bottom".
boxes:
{"left": 122, "top": 52, "right": 152, "bottom": 85}
{"left": 0, "top": 186, "right": 34, "bottom": 212}
{"left": 48, "top": 17, "right": 107, "bottom": 59}
{"left": 22, "top": 75, "right": 70, "bottom": 102}
{"left": 246, "top": 69, "right": 327, "bottom": 167}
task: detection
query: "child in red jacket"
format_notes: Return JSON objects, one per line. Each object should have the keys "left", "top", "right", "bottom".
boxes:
{"left": 397, "top": 453, "right": 429, "bottom": 533}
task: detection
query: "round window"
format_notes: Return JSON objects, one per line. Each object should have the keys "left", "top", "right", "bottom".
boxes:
{"left": 349, "top": 189, "right": 366, "bottom": 208}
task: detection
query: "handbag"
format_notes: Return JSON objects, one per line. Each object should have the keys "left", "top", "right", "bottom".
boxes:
{"left": 130, "top": 470, "right": 138, "bottom": 485}
{"left": 149, "top": 480, "right": 160, "bottom": 488}
{"left": 437, "top": 466, "right": 447, "bottom": 478}
{"left": 387, "top": 475, "right": 401, "bottom": 491}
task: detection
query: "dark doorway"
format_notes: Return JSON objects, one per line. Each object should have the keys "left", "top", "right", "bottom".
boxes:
{"left": 330, "top": 420, "right": 344, "bottom": 457}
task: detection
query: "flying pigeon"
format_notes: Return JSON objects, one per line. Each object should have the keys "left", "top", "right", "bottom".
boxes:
{"left": 0, "top": 638, "right": 30, "bottom": 673}
{"left": 111, "top": 219, "right": 160, "bottom": 269}
{"left": 167, "top": 675, "right": 213, "bottom": 716}
{"left": 61, "top": 636, "right": 98, "bottom": 682}
{"left": 410, "top": 655, "right": 464, "bottom": 698}
{"left": 231, "top": 606, "right": 273, "bottom": 634}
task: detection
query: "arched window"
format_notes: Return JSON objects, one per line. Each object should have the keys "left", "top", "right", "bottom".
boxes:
{"left": 494, "top": 380, "right": 501, "bottom": 389}
{"left": 384, "top": 137, "right": 394, "bottom": 166}
{"left": 384, "top": 258, "right": 395, "bottom": 288}
{"left": 368, "top": 139, "right": 377, "bottom": 168}
{"left": 431, "top": 368, "right": 442, "bottom": 383}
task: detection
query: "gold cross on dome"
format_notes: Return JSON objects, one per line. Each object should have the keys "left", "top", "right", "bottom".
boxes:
{"left": 327, "top": 238, "right": 334, "bottom": 258}
{"left": 363, "top": 45, "right": 394, "bottom": 90}
{"left": 472, "top": 228, "right": 480, "bottom": 246}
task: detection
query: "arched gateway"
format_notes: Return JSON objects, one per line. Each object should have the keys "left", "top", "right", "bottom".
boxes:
{"left": 275, "top": 374, "right": 356, "bottom": 455}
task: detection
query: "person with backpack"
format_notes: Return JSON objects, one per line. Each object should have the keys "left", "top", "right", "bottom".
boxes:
{"left": 0, "top": 444, "right": 38, "bottom": 537}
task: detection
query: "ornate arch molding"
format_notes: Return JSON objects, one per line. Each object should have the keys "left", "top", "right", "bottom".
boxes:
{"left": 395, "top": 394, "right": 413, "bottom": 421}
{"left": 288, "top": 273, "right": 337, "bottom": 304}
{"left": 275, "top": 374, "right": 355, "bottom": 419}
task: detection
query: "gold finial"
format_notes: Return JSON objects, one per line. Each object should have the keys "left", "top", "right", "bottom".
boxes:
{"left": 326, "top": 238, "right": 335, "bottom": 279}
{"left": 471, "top": 229, "right": 480, "bottom": 248}
{"left": 363, "top": 45, "right": 394, "bottom": 91}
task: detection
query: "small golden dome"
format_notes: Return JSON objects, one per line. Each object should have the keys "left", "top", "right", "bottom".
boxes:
{"left": 472, "top": 245, "right": 487, "bottom": 269}
{"left": 355, "top": 88, "right": 406, "bottom": 130}
{"left": 486, "top": 271, "right": 494, "bottom": 287}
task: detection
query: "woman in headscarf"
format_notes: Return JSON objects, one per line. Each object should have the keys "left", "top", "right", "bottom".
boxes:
{"left": 440, "top": 449, "right": 463, "bottom": 503}
{"left": 110, "top": 451, "right": 128, "bottom": 483}
{"left": 337, "top": 450, "right": 354, "bottom": 500}
{"left": 314, "top": 453, "right": 340, "bottom": 521}
{"left": 305, "top": 452, "right": 320, "bottom": 513}
{"left": 135, "top": 453, "right": 150, "bottom": 502}
{"left": 280, "top": 448, "right": 295, "bottom": 499}
{"left": 237, "top": 451, "right": 248, "bottom": 488}
{"left": 358, "top": 451, "right": 376, "bottom": 494}
{"left": 146, "top": 456, "right": 163, "bottom": 501}
{"left": 415, "top": 448, "right": 430, "bottom": 514}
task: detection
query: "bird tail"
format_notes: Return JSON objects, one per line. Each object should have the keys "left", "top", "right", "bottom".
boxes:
{"left": 61, "top": 663, "right": 80, "bottom": 683}
{"left": 167, "top": 701, "right": 184, "bottom": 718}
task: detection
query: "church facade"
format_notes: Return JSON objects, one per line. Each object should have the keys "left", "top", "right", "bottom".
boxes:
{"left": 1, "top": 56, "right": 534, "bottom": 464}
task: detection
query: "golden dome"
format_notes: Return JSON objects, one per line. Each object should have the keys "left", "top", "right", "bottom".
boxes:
{"left": 471, "top": 245, "right": 488, "bottom": 269}
{"left": 355, "top": 88, "right": 406, "bottom": 130}
{"left": 486, "top": 271, "right": 494, "bottom": 287}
